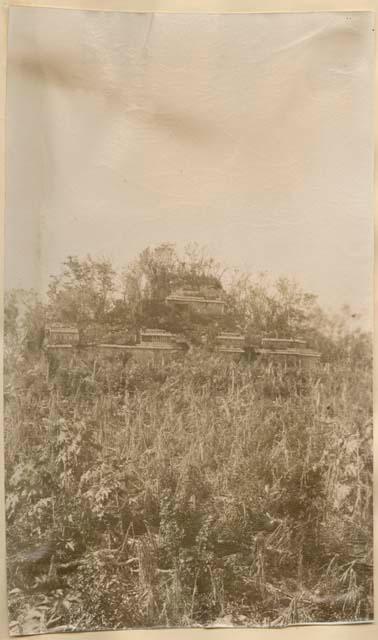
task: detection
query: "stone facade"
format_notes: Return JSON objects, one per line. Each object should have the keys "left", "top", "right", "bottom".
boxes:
{"left": 45, "top": 324, "right": 79, "bottom": 346}
{"left": 139, "top": 329, "right": 179, "bottom": 345}
{"left": 255, "top": 337, "right": 321, "bottom": 369}
{"left": 97, "top": 329, "right": 182, "bottom": 364}
{"left": 166, "top": 289, "right": 225, "bottom": 315}
{"left": 42, "top": 321, "right": 321, "bottom": 371}
{"left": 215, "top": 332, "right": 245, "bottom": 361}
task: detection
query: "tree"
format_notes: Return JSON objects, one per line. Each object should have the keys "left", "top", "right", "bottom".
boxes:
{"left": 47, "top": 256, "right": 116, "bottom": 333}
{"left": 4, "top": 289, "right": 47, "bottom": 353}
{"left": 225, "top": 272, "right": 320, "bottom": 340}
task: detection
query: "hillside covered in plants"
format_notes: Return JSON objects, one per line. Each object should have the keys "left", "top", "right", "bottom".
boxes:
{"left": 4, "top": 244, "right": 373, "bottom": 634}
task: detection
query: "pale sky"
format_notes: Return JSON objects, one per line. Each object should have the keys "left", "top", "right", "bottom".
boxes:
{"left": 5, "top": 8, "right": 374, "bottom": 323}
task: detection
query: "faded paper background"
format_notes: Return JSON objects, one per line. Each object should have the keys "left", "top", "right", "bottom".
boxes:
{"left": 1, "top": 1, "right": 377, "bottom": 639}
{"left": 4, "top": 9, "right": 374, "bottom": 326}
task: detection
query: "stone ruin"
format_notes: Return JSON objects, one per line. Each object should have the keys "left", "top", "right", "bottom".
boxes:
{"left": 43, "top": 320, "right": 321, "bottom": 369}
{"left": 166, "top": 287, "right": 225, "bottom": 316}
{"left": 247, "top": 337, "right": 321, "bottom": 369}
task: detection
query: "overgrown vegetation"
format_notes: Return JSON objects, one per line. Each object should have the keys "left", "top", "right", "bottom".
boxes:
{"left": 4, "top": 244, "right": 373, "bottom": 633}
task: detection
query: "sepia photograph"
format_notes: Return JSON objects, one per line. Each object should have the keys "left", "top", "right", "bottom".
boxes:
{"left": 3, "top": 7, "right": 374, "bottom": 635}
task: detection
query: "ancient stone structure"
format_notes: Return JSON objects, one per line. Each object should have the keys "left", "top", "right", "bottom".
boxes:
{"left": 139, "top": 329, "right": 179, "bottom": 345}
{"left": 215, "top": 332, "right": 245, "bottom": 361}
{"left": 99, "top": 329, "right": 183, "bottom": 364}
{"left": 254, "top": 337, "right": 321, "bottom": 369}
{"left": 42, "top": 320, "right": 321, "bottom": 370}
{"left": 44, "top": 323, "right": 79, "bottom": 347}
{"left": 42, "top": 325, "right": 80, "bottom": 377}
{"left": 166, "top": 288, "right": 225, "bottom": 315}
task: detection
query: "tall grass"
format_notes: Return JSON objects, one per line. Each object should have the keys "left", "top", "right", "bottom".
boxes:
{"left": 4, "top": 349, "right": 373, "bottom": 633}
